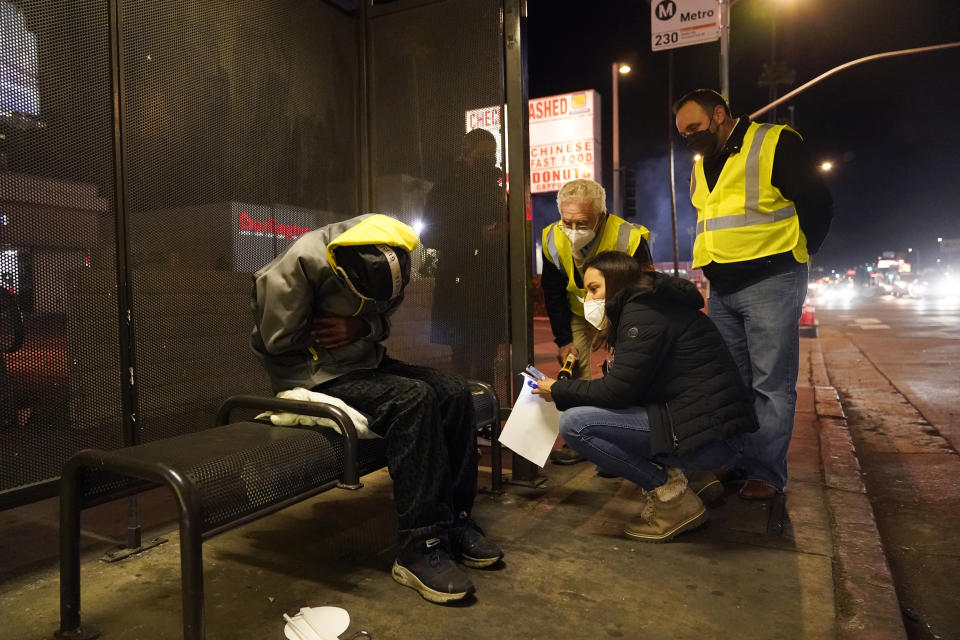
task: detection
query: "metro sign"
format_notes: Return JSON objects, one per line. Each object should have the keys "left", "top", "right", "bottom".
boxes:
{"left": 651, "top": 0, "right": 719, "bottom": 52}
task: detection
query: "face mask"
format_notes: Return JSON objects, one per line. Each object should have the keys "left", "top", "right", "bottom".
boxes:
{"left": 563, "top": 227, "right": 596, "bottom": 251}
{"left": 684, "top": 122, "right": 718, "bottom": 156}
{"left": 583, "top": 298, "right": 607, "bottom": 330}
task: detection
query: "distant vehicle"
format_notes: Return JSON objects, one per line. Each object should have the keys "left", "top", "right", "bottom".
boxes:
{"left": 815, "top": 280, "right": 858, "bottom": 303}
{"left": 925, "top": 272, "right": 958, "bottom": 299}
{"left": 891, "top": 274, "right": 926, "bottom": 298}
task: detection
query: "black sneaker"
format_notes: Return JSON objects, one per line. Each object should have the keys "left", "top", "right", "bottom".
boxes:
{"left": 449, "top": 513, "right": 504, "bottom": 568}
{"left": 392, "top": 537, "right": 475, "bottom": 604}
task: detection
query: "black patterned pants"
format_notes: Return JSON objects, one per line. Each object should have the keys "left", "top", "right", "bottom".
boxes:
{"left": 315, "top": 356, "right": 477, "bottom": 550}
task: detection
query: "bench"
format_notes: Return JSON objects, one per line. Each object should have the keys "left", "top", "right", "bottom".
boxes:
{"left": 55, "top": 381, "right": 499, "bottom": 640}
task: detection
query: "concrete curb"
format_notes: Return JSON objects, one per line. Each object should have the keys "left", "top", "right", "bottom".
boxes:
{"left": 809, "top": 339, "right": 907, "bottom": 640}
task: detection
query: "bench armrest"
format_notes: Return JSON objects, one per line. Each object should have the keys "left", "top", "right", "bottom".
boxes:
{"left": 215, "top": 395, "right": 363, "bottom": 487}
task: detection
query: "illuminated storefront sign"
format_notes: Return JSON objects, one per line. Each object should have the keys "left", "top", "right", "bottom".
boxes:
{"left": 465, "top": 89, "right": 602, "bottom": 194}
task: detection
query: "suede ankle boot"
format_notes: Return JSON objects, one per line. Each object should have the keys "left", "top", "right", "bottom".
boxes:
{"left": 624, "top": 468, "right": 708, "bottom": 543}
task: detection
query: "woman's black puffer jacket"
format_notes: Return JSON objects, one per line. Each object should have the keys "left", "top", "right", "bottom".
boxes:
{"left": 551, "top": 272, "right": 758, "bottom": 456}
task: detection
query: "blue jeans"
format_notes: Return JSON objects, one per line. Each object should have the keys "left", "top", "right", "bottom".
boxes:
{"left": 559, "top": 405, "right": 738, "bottom": 491}
{"left": 707, "top": 261, "right": 808, "bottom": 489}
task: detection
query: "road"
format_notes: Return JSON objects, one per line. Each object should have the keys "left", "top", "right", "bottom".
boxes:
{"left": 815, "top": 291, "right": 960, "bottom": 450}
{"left": 814, "top": 290, "right": 960, "bottom": 640}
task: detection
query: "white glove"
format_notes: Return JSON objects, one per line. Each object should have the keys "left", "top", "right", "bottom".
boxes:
{"left": 255, "top": 387, "right": 377, "bottom": 439}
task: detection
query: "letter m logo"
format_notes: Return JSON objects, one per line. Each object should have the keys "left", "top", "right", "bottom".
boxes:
{"left": 655, "top": 0, "right": 676, "bottom": 20}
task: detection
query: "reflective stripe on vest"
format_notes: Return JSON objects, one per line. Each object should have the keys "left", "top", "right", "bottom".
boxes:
{"left": 545, "top": 226, "right": 561, "bottom": 271}
{"left": 696, "top": 203, "right": 797, "bottom": 234}
{"left": 690, "top": 122, "right": 807, "bottom": 266}
{"left": 616, "top": 219, "right": 635, "bottom": 251}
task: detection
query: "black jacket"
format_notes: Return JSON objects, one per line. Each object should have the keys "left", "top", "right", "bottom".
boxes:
{"left": 551, "top": 273, "right": 758, "bottom": 456}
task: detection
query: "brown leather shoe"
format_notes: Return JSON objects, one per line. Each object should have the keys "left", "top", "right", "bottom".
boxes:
{"left": 739, "top": 479, "right": 778, "bottom": 500}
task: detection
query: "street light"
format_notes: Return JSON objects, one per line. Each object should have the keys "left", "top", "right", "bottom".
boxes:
{"left": 612, "top": 61, "right": 631, "bottom": 215}
{"left": 819, "top": 161, "right": 833, "bottom": 172}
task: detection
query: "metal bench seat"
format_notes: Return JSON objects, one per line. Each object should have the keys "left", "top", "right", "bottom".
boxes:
{"left": 56, "top": 382, "right": 499, "bottom": 640}
{"left": 70, "top": 422, "right": 388, "bottom": 538}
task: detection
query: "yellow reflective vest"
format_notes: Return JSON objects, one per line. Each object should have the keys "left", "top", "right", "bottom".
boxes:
{"left": 542, "top": 214, "right": 650, "bottom": 316}
{"left": 690, "top": 122, "right": 808, "bottom": 269}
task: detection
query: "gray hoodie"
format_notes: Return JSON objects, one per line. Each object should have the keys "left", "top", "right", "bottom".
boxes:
{"left": 250, "top": 214, "right": 419, "bottom": 392}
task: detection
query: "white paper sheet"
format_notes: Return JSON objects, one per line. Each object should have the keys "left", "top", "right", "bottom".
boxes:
{"left": 498, "top": 382, "right": 563, "bottom": 467}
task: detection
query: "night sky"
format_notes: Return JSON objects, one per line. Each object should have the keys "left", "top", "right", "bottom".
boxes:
{"left": 527, "top": 0, "right": 960, "bottom": 273}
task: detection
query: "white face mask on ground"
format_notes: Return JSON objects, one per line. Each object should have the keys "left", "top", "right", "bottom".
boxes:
{"left": 563, "top": 227, "right": 596, "bottom": 252}
{"left": 583, "top": 298, "right": 607, "bottom": 330}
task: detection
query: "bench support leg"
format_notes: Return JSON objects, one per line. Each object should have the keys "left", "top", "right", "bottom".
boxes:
{"left": 55, "top": 464, "right": 101, "bottom": 640}
{"left": 179, "top": 510, "right": 205, "bottom": 640}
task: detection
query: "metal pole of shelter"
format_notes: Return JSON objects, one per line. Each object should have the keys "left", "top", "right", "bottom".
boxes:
{"left": 357, "top": 0, "right": 371, "bottom": 215}
{"left": 668, "top": 51, "right": 679, "bottom": 276}
{"left": 503, "top": 0, "right": 543, "bottom": 487}
{"left": 108, "top": 0, "right": 146, "bottom": 554}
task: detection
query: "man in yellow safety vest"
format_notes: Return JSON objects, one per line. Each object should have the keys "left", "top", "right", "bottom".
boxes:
{"left": 540, "top": 178, "right": 652, "bottom": 464}
{"left": 675, "top": 89, "right": 833, "bottom": 499}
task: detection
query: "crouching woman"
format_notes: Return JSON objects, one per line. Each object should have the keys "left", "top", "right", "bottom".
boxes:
{"left": 532, "top": 251, "right": 758, "bottom": 542}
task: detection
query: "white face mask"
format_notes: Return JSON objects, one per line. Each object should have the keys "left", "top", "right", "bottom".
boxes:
{"left": 563, "top": 227, "right": 596, "bottom": 252}
{"left": 583, "top": 298, "right": 607, "bottom": 330}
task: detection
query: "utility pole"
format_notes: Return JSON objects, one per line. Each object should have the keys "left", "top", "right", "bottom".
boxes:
{"left": 719, "top": 0, "right": 731, "bottom": 100}
{"left": 612, "top": 62, "right": 621, "bottom": 214}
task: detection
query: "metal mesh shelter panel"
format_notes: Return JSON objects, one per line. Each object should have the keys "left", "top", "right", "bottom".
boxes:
{"left": 120, "top": 1, "right": 360, "bottom": 442}
{"left": 0, "top": 0, "right": 123, "bottom": 494}
{"left": 369, "top": 0, "right": 511, "bottom": 400}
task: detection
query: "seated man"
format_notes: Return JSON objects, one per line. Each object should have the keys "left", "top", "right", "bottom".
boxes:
{"left": 250, "top": 213, "right": 503, "bottom": 604}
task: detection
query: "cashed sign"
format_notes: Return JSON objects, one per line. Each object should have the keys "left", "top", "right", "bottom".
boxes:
{"left": 465, "top": 89, "right": 602, "bottom": 194}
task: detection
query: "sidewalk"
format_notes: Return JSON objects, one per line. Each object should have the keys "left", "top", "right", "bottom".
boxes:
{"left": 0, "top": 335, "right": 904, "bottom": 639}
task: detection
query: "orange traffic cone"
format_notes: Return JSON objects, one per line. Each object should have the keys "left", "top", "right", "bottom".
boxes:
{"left": 799, "top": 303, "right": 818, "bottom": 338}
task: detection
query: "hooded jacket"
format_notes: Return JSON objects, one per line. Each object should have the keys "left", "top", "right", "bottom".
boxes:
{"left": 550, "top": 272, "right": 758, "bottom": 456}
{"left": 250, "top": 214, "right": 419, "bottom": 392}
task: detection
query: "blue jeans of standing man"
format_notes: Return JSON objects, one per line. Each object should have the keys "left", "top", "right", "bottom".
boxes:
{"left": 559, "top": 405, "right": 738, "bottom": 490}
{"left": 707, "top": 261, "right": 808, "bottom": 490}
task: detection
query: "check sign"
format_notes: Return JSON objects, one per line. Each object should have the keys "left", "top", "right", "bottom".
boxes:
{"left": 651, "top": 0, "right": 720, "bottom": 52}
